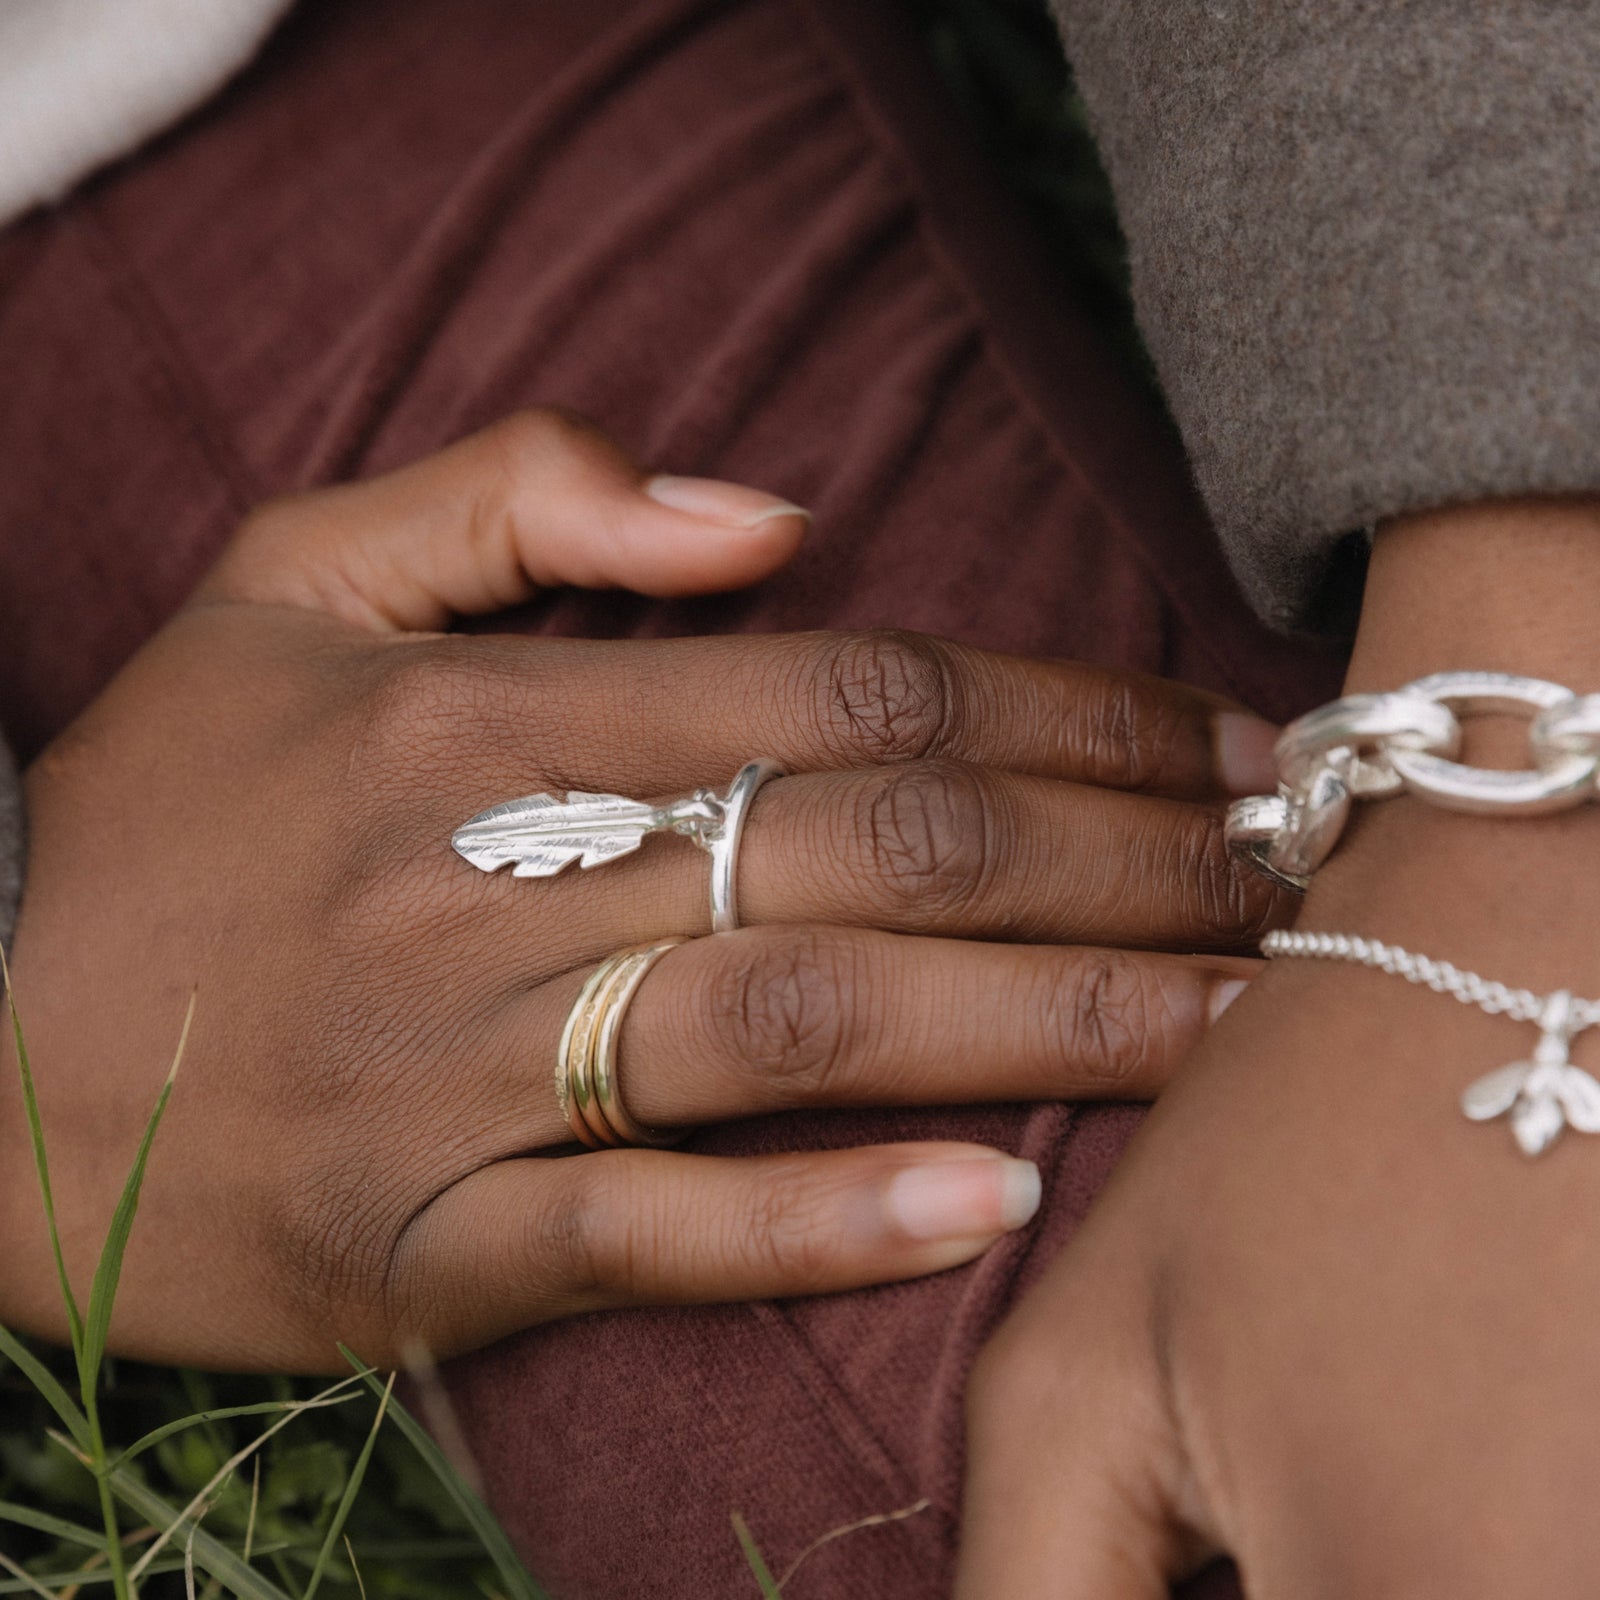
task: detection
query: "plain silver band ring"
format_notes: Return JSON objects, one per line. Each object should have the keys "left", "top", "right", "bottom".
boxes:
{"left": 708, "top": 758, "right": 784, "bottom": 933}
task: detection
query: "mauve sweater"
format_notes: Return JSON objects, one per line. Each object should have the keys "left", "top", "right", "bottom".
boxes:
{"left": 1, "top": 0, "right": 1597, "bottom": 945}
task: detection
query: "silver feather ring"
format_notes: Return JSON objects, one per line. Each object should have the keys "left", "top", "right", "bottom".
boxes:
{"left": 451, "top": 759, "right": 785, "bottom": 933}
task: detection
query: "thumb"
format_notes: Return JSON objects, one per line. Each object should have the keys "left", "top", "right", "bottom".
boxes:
{"left": 198, "top": 408, "right": 810, "bottom": 631}
{"left": 956, "top": 1282, "right": 1206, "bottom": 1599}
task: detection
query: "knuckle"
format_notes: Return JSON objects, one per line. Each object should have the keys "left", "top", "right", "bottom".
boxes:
{"left": 1069, "top": 674, "right": 1193, "bottom": 794}
{"left": 811, "top": 629, "right": 954, "bottom": 766}
{"left": 463, "top": 411, "right": 617, "bottom": 582}
{"left": 702, "top": 930, "right": 855, "bottom": 1102}
{"left": 739, "top": 1159, "right": 850, "bottom": 1296}
{"left": 234, "top": 490, "right": 314, "bottom": 555}
{"left": 475, "top": 1159, "right": 629, "bottom": 1310}
{"left": 1178, "top": 809, "right": 1283, "bottom": 946}
{"left": 857, "top": 760, "right": 995, "bottom": 923}
{"left": 273, "top": 1152, "right": 405, "bottom": 1326}
{"left": 358, "top": 639, "right": 521, "bottom": 775}
{"left": 205, "top": 491, "right": 327, "bottom": 598}
{"left": 526, "top": 1164, "right": 616, "bottom": 1302}
{"left": 480, "top": 405, "right": 600, "bottom": 469}
{"left": 1045, "top": 951, "right": 1164, "bottom": 1093}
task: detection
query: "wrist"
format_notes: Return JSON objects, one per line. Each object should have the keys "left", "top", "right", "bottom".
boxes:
{"left": 1292, "top": 498, "right": 1600, "bottom": 979}
{"left": 1348, "top": 498, "right": 1600, "bottom": 694}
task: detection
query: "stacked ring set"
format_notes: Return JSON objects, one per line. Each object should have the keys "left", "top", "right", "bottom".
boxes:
{"left": 451, "top": 759, "right": 784, "bottom": 1151}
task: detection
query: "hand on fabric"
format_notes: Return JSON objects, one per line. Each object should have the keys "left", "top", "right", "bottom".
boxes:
{"left": 0, "top": 410, "right": 1281, "bottom": 1372}
{"left": 957, "top": 501, "right": 1600, "bottom": 1598}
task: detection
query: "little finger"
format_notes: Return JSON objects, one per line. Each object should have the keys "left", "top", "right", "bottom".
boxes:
{"left": 385, "top": 1141, "right": 1042, "bottom": 1357}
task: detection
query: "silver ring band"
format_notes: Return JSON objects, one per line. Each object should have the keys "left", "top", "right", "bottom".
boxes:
{"left": 708, "top": 759, "right": 784, "bottom": 933}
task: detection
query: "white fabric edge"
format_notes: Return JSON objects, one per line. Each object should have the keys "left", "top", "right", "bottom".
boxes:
{"left": 0, "top": 0, "right": 295, "bottom": 226}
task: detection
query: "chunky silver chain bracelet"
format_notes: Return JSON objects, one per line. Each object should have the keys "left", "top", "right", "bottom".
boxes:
{"left": 1227, "top": 670, "right": 1600, "bottom": 890}
{"left": 1262, "top": 929, "right": 1600, "bottom": 1157}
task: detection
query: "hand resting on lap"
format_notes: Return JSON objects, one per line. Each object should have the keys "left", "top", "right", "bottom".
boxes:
{"left": 0, "top": 410, "right": 1283, "bottom": 1372}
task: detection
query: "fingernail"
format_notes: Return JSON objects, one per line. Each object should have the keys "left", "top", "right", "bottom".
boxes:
{"left": 885, "top": 1157, "right": 1041, "bottom": 1242}
{"left": 645, "top": 474, "right": 811, "bottom": 530}
{"left": 1208, "top": 977, "right": 1250, "bottom": 1023}
{"left": 1213, "top": 712, "right": 1281, "bottom": 796}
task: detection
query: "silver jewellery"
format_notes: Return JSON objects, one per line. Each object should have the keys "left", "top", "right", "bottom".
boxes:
{"left": 452, "top": 759, "right": 784, "bottom": 933}
{"left": 1263, "top": 930, "right": 1600, "bottom": 1157}
{"left": 1227, "top": 671, "right": 1600, "bottom": 890}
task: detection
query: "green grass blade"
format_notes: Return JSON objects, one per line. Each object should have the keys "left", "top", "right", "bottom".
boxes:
{"left": 0, "top": 1552, "right": 53, "bottom": 1600}
{"left": 343, "top": 1537, "right": 368, "bottom": 1600}
{"left": 339, "top": 1347, "right": 545, "bottom": 1600}
{"left": 1, "top": 945, "right": 83, "bottom": 1356}
{"left": 0, "top": 1322, "right": 91, "bottom": 1451}
{"left": 77, "top": 993, "right": 193, "bottom": 1394}
{"left": 112, "top": 1391, "right": 360, "bottom": 1470}
{"left": 125, "top": 1372, "right": 366, "bottom": 1585}
{"left": 0, "top": 1498, "right": 105, "bottom": 1548}
{"left": 730, "top": 1513, "right": 782, "bottom": 1598}
{"left": 0, "top": 1557, "right": 196, "bottom": 1595}
{"left": 343, "top": 1541, "right": 486, "bottom": 1561}
{"left": 303, "top": 1373, "right": 395, "bottom": 1600}
{"left": 51, "top": 1431, "right": 298, "bottom": 1600}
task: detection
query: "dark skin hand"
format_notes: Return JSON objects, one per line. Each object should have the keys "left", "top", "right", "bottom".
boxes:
{"left": 0, "top": 409, "right": 1282, "bottom": 1372}
{"left": 959, "top": 499, "right": 1600, "bottom": 1598}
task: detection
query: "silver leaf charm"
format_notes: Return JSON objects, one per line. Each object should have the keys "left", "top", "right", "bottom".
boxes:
{"left": 1558, "top": 1065, "right": 1600, "bottom": 1133}
{"left": 1460, "top": 990, "right": 1600, "bottom": 1157}
{"left": 1461, "top": 1062, "right": 1532, "bottom": 1122}
{"left": 1511, "top": 1090, "right": 1567, "bottom": 1157}
{"left": 452, "top": 788, "right": 726, "bottom": 879}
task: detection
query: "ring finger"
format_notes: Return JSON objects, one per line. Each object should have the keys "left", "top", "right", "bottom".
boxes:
{"left": 472, "top": 925, "right": 1253, "bottom": 1154}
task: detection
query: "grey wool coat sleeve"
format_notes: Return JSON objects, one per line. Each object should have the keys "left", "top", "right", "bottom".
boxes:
{"left": 1050, "top": 1, "right": 1600, "bottom": 633}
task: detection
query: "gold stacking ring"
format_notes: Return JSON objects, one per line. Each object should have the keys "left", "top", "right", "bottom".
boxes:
{"left": 556, "top": 940, "right": 687, "bottom": 1149}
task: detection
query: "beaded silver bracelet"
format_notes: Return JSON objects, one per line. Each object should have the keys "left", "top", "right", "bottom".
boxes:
{"left": 1227, "top": 671, "right": 1600, "bottom": 890}
{"left": 1262, "top": 929, "right": 1600, "bottom": 1157}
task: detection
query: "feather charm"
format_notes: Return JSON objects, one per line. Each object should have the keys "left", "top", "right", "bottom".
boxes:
{"left": 452, "top": 789, "right": 724, "bottom": 878}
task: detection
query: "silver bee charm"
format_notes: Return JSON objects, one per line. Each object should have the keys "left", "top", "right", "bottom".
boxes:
{"left": 1461, "top": 990, "right": 1600, "bottom": 1157}
{"left": 452, "top": 788, "right": 727, "bottom": 878}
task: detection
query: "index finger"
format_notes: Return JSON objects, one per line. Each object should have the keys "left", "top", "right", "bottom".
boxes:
{"left": 471, "top": 628, "right": 1279, "bottom": 800}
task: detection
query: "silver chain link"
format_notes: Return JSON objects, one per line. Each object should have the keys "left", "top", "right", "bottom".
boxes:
{"left": 1261, "top": 929, "right": 1600, "bottom": 1030}
{"left": 1226, "top": 672, "right": 1600, "bottom": 891}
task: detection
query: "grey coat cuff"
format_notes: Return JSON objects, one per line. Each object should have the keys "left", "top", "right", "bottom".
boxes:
{"left": 0, "top": 739, "right": 20, "bottom": 951}
{"left": 1051, "top": 2, "right": 1600, "bottom": 633}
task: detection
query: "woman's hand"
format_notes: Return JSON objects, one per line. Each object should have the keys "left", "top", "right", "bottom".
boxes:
{"left": 959, "top": 813, "right": 1600, "bottom": 1597}
{"left": 957, "top": 501, "right": 1600, "bottom": 1598}
{"left": 0, "top": 410, "right": 1281, "bottom": 1372}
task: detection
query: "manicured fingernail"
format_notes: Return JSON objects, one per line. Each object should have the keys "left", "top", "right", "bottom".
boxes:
{"left": 645, "top": 474, "right": 811, "bottom": 530}
{"left": 1208, "top": 977, "right": 1250, "bottom": 1023}
{"left": 885, "top": 1157, "right": 1041, "bottom": 1242}
{"left": 1213, "top": 712, "right": 1280, "bottom": 796}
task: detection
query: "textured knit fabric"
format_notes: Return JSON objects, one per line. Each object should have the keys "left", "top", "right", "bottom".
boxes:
{"left": 1051, "top": 0, "right": 1600, "bottom": 632}
{"left": 0, "top": 0, "right": 292, "bottom": 225}
{"left": 4, "top": 2, "right": 1597, "bottom": 632}
{"left": 0, "top": 0, "right": 1340, "bottom": 1592}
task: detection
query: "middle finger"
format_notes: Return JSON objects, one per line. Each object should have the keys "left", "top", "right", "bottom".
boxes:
{"left": 592, "top": 759, "right": 1287, "bottom": 951}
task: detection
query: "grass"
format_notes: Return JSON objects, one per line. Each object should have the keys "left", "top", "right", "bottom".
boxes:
{"left": 0, "top": 952, "right": 542, "bottom": 1598}
{"left": 0, "top": 957, "right": 922, "bottom": 1600}
{"left": 0, "top": 5, "right": 1133, "bottom": 1594}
